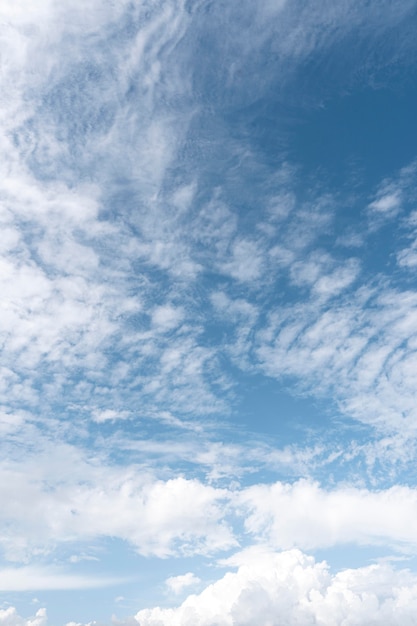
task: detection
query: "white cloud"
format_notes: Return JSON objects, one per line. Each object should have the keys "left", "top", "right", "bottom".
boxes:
{"left": 0, "top": 567, "right": 119, "bottom": 591}
{"left": 220, "top": 238, "right": 264, "bottom": 282}
{"left": 5, "top": 440, "right": 417, "bottom": 563}
{"left": 288, "top": 252, "right": 360, "bottom": 299}
{"left": 133, "top": 547, "right": 417, "bottom": 626}
{"left": 239, "top": 480, "right": 417, "bottom": 552}
{"left": 0, "top": 451, "right": 237, "bottom": 560}
{"left": 165, "top": 573, "right": 201, "bottom": 595}
{"left": 209, "top": 291, "right": 259, "bottom": 366}
{"left": 368, "top": 191, "right": 402, "bottom": 215}
{"left": 255, "top": 277, "right": 417, "bottom": 438}
{"left": 0, "top": 607, "right": 47, "bottom": 626}
{"left": 367, "top": 161, "right": 417, "bottom": 228}
{"left": 151, "top": 305, "right": 184, "bottom": 332}
{"left": 5, "top": 550, "right": 417, "bottom": 624}
{"left": 397, "top": 245, "right": 417, "bottom": 268}
{"left": 0, "top": 409, "right": 25, "bottom": 435}
{"left": 91, "top": 409, "right": 130, "bottom": 424}
{"left": 397, "top": 208, "right": 417, "bottom": 269}
{"left": 68, "top": 554, "right": 99, "bottom": 564}
{"left": 313, "top": 258, "right": 360, "bottom": 298}
{"left": 267, "top": 191, "right": 296, "bottom": 221}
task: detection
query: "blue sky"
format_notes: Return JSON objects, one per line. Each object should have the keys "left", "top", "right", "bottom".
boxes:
{"left": 2, "top": 1, "right": 417, "bottom": 624}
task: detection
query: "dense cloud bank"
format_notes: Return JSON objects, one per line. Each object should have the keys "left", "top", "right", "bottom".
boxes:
{"left": 134, "top": 549, "right": 417, "bottom": 626}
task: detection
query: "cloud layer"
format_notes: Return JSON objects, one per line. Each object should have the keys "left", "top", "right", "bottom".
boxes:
{"left": 3, "top": 464, "right": 417, "bottom": 563}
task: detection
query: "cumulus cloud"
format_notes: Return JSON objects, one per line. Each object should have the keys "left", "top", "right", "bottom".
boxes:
{"left": 133, "top": 548, "right": 417, "bottom": 626}
{"left": 4, "top": 550, "right": 417, "bottom": 625}
{"left": 0, "top": 608, "right": 47, "bottom": 626}
{"left": 0, "top": 451, "right": 236, "bottom": 560}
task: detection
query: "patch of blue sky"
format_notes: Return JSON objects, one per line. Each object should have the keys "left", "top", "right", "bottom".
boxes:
{"left": 2, "top": 539, "right": 243, "bottom": 626}
{"left": 289, "top": 86, "right": 417, "bottom": 185}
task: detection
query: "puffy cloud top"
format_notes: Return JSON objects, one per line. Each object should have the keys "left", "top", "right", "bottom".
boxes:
{"left": 135, "top": 548, "right": 417, "bottom": 626}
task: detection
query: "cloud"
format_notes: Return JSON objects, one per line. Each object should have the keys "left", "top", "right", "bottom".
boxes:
{"left": 397, "top": 245, "right": 417, "bottom": 268}
{"left": 255, "top": 274, "right": 417, "bottom": 440}
{"left": 289, "top": 253, "right": 360, "bottom": 299}
{"left": 0, "top": 608, "right": 47, "bottom": 626}
{"left": 165, "top": 573, "right": 201, "bottom": 595}
{"left": 68, "top": 554, "right": 99, "bottom": 564}
{"left": 368, "top": 191, "right": 402, "bottom": 215}
{"left": 219, "top": 238, "right": 265, "bottom": 283}
{"left": 133, "top": 547, "right": 417, "bottom": 626}
{"left": 0, "top": 451, "right": 236, "bottom": 560}
{"left": 151, "top": 305, "right": 184, "bottom": 332}
{"left": 312, "top": 258, "right": 360, "bottom": 299}
{"left": 397, "top": 207, "right": 417, "bottom": 269}
{"left": 367, "top": 160, "right": 417, "bottom": 227}
{"left": 91, "top": 409, "right": 131, "bottom": 424}
{"left": 5, "top": 441, "right": 417, "bottom": 562}
{"left": 239, "top": 480, "right": 417, "bottom": 552}
{"left": 0, "top": 567, "right": 120, "bottom": 591}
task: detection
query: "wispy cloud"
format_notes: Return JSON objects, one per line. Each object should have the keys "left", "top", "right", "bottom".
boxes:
{"left": 0, "top": 567, "right": 121, "bottom": 591}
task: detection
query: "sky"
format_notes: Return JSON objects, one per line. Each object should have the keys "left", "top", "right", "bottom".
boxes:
{"left": 2, "top": 0, "right": 417, "bottom": 624}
